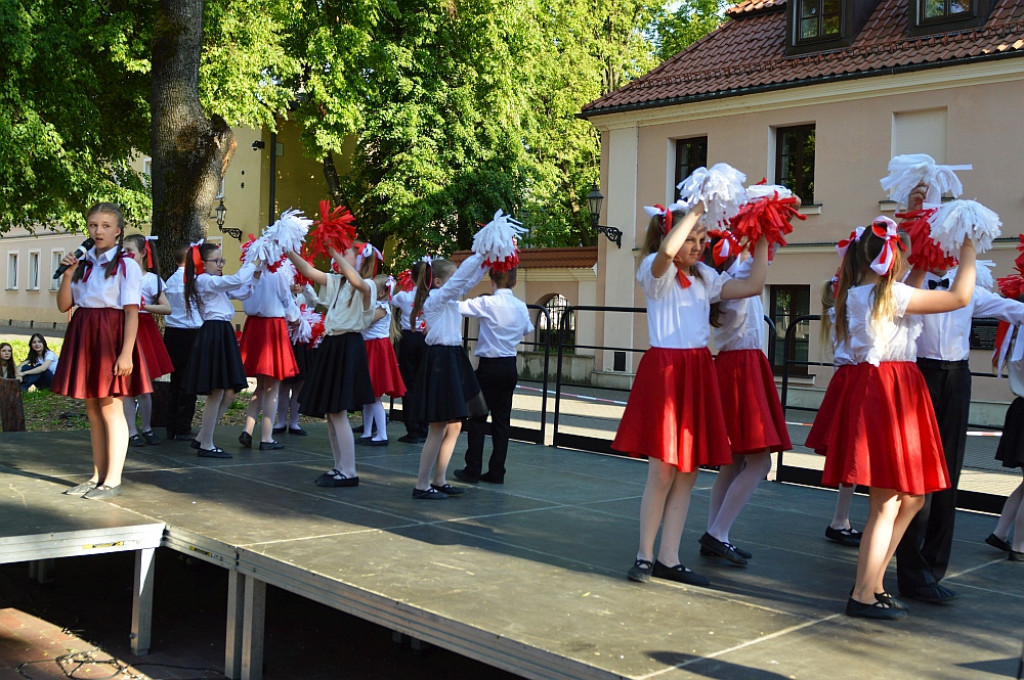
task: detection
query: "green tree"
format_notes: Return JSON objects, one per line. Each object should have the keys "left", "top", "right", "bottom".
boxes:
{"left": 1, "top": 0, "right": 726, "bottom": 267}
{"left": 653, "top": 0, "right": 730, "bottom": 62}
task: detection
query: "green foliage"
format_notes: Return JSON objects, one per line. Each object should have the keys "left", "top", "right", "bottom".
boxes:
{"left": 0, "top": 0, "right": 152, "bottom": 232}
{"left": 652, "top": 0, "right": 730, "bottom": 62}
{"left": 0, "top": 0, "right": 726, "bottom": 258}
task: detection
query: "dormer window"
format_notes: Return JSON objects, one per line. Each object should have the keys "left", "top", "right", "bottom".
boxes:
{"left": 786, "top": 1, "right": 880, "bottom": 56}
{"left": 798, "top": 0, "right": 841, "bottom": 42}
{"left": 909, "top": 0, "right": 993, "bottom": 36}
{"left": 921, "top": 0, "right": 971, "bottom": 20}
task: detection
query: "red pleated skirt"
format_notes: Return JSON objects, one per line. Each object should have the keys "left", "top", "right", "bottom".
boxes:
{"left": 364, "top": 337, "right": 406, "bottom": 398}
{"left": 612, "top": 347, "right": 732, "bottom": 471}
{"left": 715, "top": 349, "right": 792, "bottom": 454}
{"left": 136, "top": 313, "right": 174, "bottom": 379}
{"left": 239, "top": 316, "right": 298, "bottom": 380}
{"left": 804, "top": 364, "right": 851, "bottom": 453}
{"left": 814, "top": 361, "right": 949, "bottom": 495}
{"left": 52, "top": 307, "right": 153, "bottom": 399}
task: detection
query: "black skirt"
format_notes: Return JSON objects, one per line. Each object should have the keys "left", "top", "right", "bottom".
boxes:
{"left": 282, "top": 343, "right": 311, "bottom": 384}
{"left": 182, "top": 320, "right": 248, "bottom": 395}
{"left": 298, "top": 332, "right": 375, "bottom": 418}
{"left": 407, "top": 344, "right": 487, "bottom": 423}
{"left": 996, "top": 397, "right": 1024, "bottom": 469}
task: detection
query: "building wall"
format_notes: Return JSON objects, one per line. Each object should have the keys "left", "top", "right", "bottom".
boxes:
{"left": 589, "top": 59, "right": 1024, "bottom": 405}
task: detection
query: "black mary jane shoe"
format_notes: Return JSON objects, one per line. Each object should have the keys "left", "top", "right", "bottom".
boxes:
{"left": 846, "top": 597, "right": 907, "bottom": 620}
{"left": 698, "top": 532, "right": 748, "bottom": 566}
{"left": 651, "top": 561, "right": 710, "bottom": 586}
{"left": 628, "top": 559, "right": 653, "bottom": 583}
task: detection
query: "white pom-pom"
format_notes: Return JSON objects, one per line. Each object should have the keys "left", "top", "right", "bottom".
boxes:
{"left": 974, "top": 260, "right": 996, "bottom": 292}
{"left": 676, "top": 163, "right": 747, "bottom": 227}
{"left": 880, "top": 154, "right": 971, "bottom": 207}
{"left": 471, "top": 209, "right": 527, "bottom": 265}
{"left": 929, "top": 199, "right": 1001, "bottom": 255}
{"left": 743, "top": 184, "right": 792, "bottom": 201}
{"left": 242, "top": 236, "right": 276, "bottom": 269}
{"left": 244, "top": 209, "right": 312, "bottom": 270}
{"left": 266, "top": 209, "right": 312, "bottom": 254}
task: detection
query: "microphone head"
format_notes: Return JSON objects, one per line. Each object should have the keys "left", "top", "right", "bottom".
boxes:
{"left": 82, "top": 238, "right": 96, "bottom": 249}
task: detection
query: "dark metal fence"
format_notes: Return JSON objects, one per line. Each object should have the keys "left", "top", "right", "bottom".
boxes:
{"left": 776, "top": 314, "right": 1008, "bottom": 514}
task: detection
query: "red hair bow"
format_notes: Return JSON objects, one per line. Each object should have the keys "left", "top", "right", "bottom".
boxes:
{"left": 707, "top": 229, "right": 741, "bottom": 268}
{"left": 868, "top": 217, "right": 905, "bottom": 276}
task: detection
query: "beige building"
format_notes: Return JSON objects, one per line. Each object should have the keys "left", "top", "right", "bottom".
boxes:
{"left": 1, "top": 125, "right": 326, "bottom": 330}
{"left": 581, "top": 0, "right": 1024, "bottom": 414}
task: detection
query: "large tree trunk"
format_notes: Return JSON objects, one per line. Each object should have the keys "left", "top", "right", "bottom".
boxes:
{"left": 149, "top": 0, "right": 236, "bottom": 274}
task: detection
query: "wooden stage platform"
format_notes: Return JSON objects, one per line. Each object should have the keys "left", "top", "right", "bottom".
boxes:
{"left": 1, "top": 427, "right": 1022, "bottom": 679}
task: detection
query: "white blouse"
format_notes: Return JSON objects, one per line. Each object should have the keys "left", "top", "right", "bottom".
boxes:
{"left": 70, "top": 247, "right": 142, "bottom": 310}
{"left": 712, "top": 257, "right": 764, "bottom": 353}
{"left": 638, "top": 254, "right": 730, "bottom": 350}
{"left": 842, "top": 282, "right": 921, "bottom": 366}
{"left": 194, "top": 264, "right": 256, "bottom": 322}
{"left": 362, "top": 300, "right": 392, "bottom": 341}
{"left": 423, "top": 254, "right": 487, "bottom": 346}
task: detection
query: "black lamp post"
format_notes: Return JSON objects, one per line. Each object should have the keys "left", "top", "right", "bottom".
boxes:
{"left": 214, "top": 198, "right": 243, "bottom": 242}
{"left": 585, "top": 183, "right": 622, "bottom": 248}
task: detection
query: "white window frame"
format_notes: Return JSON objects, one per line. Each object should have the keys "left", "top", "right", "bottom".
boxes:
{"left": 50, "top": 249, "right": 64, "bottom": 290}
{"left": 6, "top": 252, "right": 18, "bottom": 290}
{"left": 27, "top": 250, "right": 40, "bottom": 290}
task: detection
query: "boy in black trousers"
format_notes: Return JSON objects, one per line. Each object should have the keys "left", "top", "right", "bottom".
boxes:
{"left": 454, "top": 267, "right": 534, "bottom": 484}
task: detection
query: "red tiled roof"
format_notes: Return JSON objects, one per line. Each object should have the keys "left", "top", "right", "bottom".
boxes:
{"left": 583, "top": 0, "right": 1024, "bottom": 116}
{"left": 450, "top": 247, "right": 598, "bottom": 269}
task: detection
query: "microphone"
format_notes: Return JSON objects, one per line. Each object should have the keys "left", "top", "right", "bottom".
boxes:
{"left": 53, "top": 238, "right": 95, "bottom": 279}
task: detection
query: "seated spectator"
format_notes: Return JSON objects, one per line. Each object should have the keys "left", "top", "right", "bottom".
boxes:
{"left": 0, "top": 342, "right": 26, "bottom": 431}
{"left": 0, "top": 342, "right": 19, "bottom": 383}
{"left": 19, "top": 333, "right": 58, "bottom": 392}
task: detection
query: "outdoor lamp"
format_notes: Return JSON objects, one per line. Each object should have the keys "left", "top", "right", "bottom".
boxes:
{"left": 586, "top": 183, "right": 622, "bottom": 248}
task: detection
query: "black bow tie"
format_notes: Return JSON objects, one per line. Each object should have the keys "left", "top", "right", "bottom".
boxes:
{"left": 928, "top": 278, "right": 950, "bottom": 290}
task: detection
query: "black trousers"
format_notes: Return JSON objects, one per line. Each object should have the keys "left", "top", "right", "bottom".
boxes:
{"left": 896, "top": 358, "right": 971, "bottom": 590}
{"left": 162, "top": 326, "right": 199, "bottom": 438}
{"left": 463, "top": 356, "right": 518, "bottom": 480}
{"left": 397, "top": 330, "right": 428, "bottom": 437}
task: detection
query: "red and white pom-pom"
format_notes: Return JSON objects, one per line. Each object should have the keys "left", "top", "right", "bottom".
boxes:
{"left": 292, "top": 254, "right": 315, "bottom": 287}
{"left": 880, "top": 154, "right": 972, "bottom": 208}
{"left": 929, "top": 199, "right": 1001, "bottom": 256}
{"left": 239, "top": 233, "right": 258, "bottom": 262}
{"left": 472, "top": 209, "right": 526, "bottom": 272}
{"left": 728, "top": 183, "right": 804, "bottom": 259}
{"left": 307, "top": 200, "right": 357, "bottom": 262}
{"left": 395, "top": 268, "right": 415, "bottom": 292}
{"left": 676, "top": 163, "right": 747, "bottom": 228}
{"left": 289, "top": 304, "right": 319, "bottom": 344}
{"left": 895, "top": 208, "right": 956, "bottom": 272}
{"left": 308, "top": 313, "right": 326, "bottom": 348}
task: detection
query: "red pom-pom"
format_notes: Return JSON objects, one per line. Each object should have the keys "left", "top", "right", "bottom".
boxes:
{"left": 395, "top": 269, "right": 415, "bottom": 292}
{"left": 293, "top": 257, "right": 315, "bottom": 287}
{"left": 728, "top": 193, "right": 804, "bottom": 260}
{"left": 307, "top": 200, "right": 357, "bottom": 262}
{"left": 998, "top": 273, "right": 1024, "bottom": 300}
{"left": 896, "top": 208, "right": 956, "bottom": 272}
